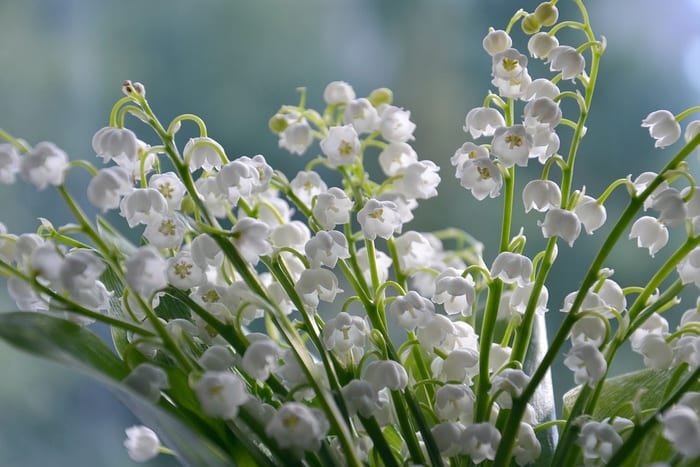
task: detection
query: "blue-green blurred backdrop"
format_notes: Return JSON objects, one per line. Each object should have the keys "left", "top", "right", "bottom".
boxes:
{"left": 1, "top": 1, "right": 700, "bottom": 465}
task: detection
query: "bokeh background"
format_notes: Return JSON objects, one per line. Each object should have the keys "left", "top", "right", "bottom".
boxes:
{"left": 1, "top": 0, "right": 700, "bottom": 465}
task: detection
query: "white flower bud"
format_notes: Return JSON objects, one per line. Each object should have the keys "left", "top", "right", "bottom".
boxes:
{"left": 125, "top": 246, "right": 168, "bottom": 296}
{"left": 343, "top": 98, "right": 380, "bottom": 134}
{"left": 379, "top": 106, "right": 416, "bottom": 143}
{"left": 464, "top": 107, "right": 505, "bottom": 139}
{"left": 124, "top": 426, "right": 161, "bottom": 463}
{"left": 323, "top": 81, "right": 355, "bottom": 105}
{"left": 483, "top": 29, "right": 512, "bottom": 56}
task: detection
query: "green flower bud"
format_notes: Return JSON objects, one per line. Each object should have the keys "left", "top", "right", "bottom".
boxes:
{"left": 521, "top": 14, "right": 541, "bottom": 35}
{"left": 180, "top": 194, "right": 195, "bottom": 214}
{"left": 269, "top": 113, "right": 288, "bottom": 134}
{"left": 534, "top": 3, "right": 559, "bottom": 27}
{"left": 368, "top": 87, "right": 393, "bottom": 107}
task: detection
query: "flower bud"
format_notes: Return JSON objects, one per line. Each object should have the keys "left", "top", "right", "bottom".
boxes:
{"left": 521, "top": 14, "right": 541, "bottom": 35}
{"left": 368, "top": 87, "right": 393, "bottom": 107}
{"left": 534, "top": 3, "right": 559, "bottom": 26}
{"left": 482, "top": 29, "right": 512, "bottom": 56}
{"left": 528, "top": 32, "right": 559, "bottom": 59}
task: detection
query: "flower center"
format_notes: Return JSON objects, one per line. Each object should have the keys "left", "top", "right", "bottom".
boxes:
{"left": 158, "top": 219, "right": 177, "bottom": 236}
{"left": 158, "top": 182, "right": 174, "bottom": 199}
{"left": 505, "top": 134, "right": 523, "bottom": 149}
{"left": 477, "top": 166, "right": 492, "bottom": 179}
{"left": 338, "top": 140, "right": 354, "bottom": 157}
{"left": 502, "top": 57, "right": 519, "bottom": 72}
{"left": 173, "top": 261, "right": 192, "bottom": 279}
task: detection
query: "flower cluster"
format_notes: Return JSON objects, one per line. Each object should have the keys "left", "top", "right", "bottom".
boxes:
{"left": 1, "top": 1, "right": 700, "bottom": 466}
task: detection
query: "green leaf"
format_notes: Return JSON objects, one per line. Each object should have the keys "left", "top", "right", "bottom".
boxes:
{"left": 0, "top": 312, "right": 237, "bottom": 467}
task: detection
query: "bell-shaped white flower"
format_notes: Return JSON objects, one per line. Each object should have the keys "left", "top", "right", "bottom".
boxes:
{"left": 522, "top": 179, "right": 561, "bottom": 212}
{"left": 514, "top": 422, "right": 542, "bottom": 466}
{"left": 492, "top": 48, "right": 528, "bottom": 81}
{"left": 393, "top": 160, "right": 441, "bottom": 200}
{"left": 87, "top": 166, "right": 133, "bottom": 212}
{"left": 380, "top": 105, "right": 416, "bottom": 143}
{"left": 322, "top": 312, "right": 369, "bottom": 364}
{"left": 194, "top": 371, "right": 249, "bottom": 419}
{"left": 343, "top": 98, "right": 380, "bottom": 134}
{"left": 451, "top": 141, "right": 490, "bottom": 167}
{"left": 341, "top": 379, "right": 380, "bottom": 417}
{"left": 490, "top": 368, "right": 530, "bottom": 409}
{"left": 509, "top": 283, "right": 548, "bottom": 324}
{"left": 571, "top": 315, "right": 608, "bottom": 346}
{"left": 684, "top": 120, "right": 700, "bottom": 155}
{"left": 659, "top": 405, "right": 700, "bottom": 458}
{"left": 678, "top": 247, "right": 700, "bottom": 287}
{"left": 629, "top": 216, "right": 668, "bottom": 257}
{"left": 167, "top": 249, "right": 205, "bottom": 289}
{"left": 432, "top": 269, "right": 476, "bottom": 317}
{"left": 92, "top": 126, "right": 139, "bottom": 165}
{"left": 492, "top": 71, "right": 532, "bottom": 99}
{"left": 651, "top": 187, "right": 687, "bottom": 226}
{"left": 29, "top": 241, "right": 64, "bottom": 283}
{"left": 455, "top": 155, "right": 503, "bottom": 200}
{"left": 432, "top": 348, "right": 480, "bottom": 384}
{"left": 320, "top": 124, "right": 361, "bottom": 167}
{"left": 539, "top": 208, "right": 581, "bottom": 246}
{"left": 279, "top": 119, "right": 313, "bottom": 155}
{"left": 242, "top": 338, "right": 282, "bottom": 382}
{"left": 266, "top": 402, "right": 329, "bottom": 452}
{"left": 482, "top": 29, "right": 512, "bottom": 56}
{"left": 461, "top": 423, "right": 501, "bottom": 463}
{"left": 524, "top": 98, "right": 561, "bottom": 134}
{"left": 464, "top": 107, "right": 506, "bottom": 139}
{"left": 290, "top": 170, "right": 328, "bottom": 206}
{"left": 184, "top": 137, "right": 225, "bottom": 172}
{"left": 393, "top": 231, "right": 436, "bottom": 271}
{"left": 59, "top": 249, "right": 106, "bottom": 293}
{"left": 123, "top": 363, "right": 169, "bottom": 403}
{"left": 364, "top": 359, "right": 409, "bottom": 391}
{"left": 270, "top": 220, "right": 310, "bottom": 252}
{"left": 143, "top": 214, "right": 186, "bottom": 249}
{"left": 304, "top": 230, "right": 349, "bottom": 269}
{"left": 642, "top": 110, "right": 681, "bottom": 148}
{"left": 313, "top": 187, "right": 353, "bottom": 230}
{"left": 216, "top": 160, "right": 256, "bottom": 205}
{"left": 323, "top": 81, "right": 355, "bottom": 105}
{"left": 674, "top": 335, "right": 700, "bottom": 370}
{"left": 357, "top": 198, "right": 403, "bottom": 240}
{"left": 528, "top": 32, "right": 559, "bottom": 59}
{"left": 124, "top": 426, "right": 161, "bottom": 463}
{"left": 491, "top": 252, "right": 533, "bottom": 287}
{"left": 355, "top": 246, "right": 392, "bottom": 285}
{"left": 120, "top": 188, "right": 168, "bottom": 228}
{"left": 198, "top": 345, "right": 235, "bottom": 372}
{"left": 125, "top": 246, "right": 168, "bottom": 296}
{"left": 19, "top": 142, "right": 69, "bottom": 190}
{"left": 577, "top": 421, "right": 622, "bottom": 464}
{"left": 231, "top": 217, "right": 272, "bottom": 265}
{"left": 548, "top": 46, "right": 585, "bottom": 80}
{"left": 564, "top": 342, "right": 607, "bottom": 387}
{"left": 492, "top": 125, "right": 531, "bottom": 167}
{"left": 636, "top": 333, "right": 673, "bottom": 369}
{"left": 574, "top": 194, "right": 607, "bottom": 234}
{"left": 524, "top": 78, "right": 560, "bottom": 101}
{"left": 0, "top": 143, "right": 20, "bottom": 184}
{"left": 432, "top": 422, "right": 465, "bottom": 458}
{"left": 389, "top": 290, "right": 435, "bottom": 330}
{"left": 378, "top": 142, "right": 418, "bottom": 176}
{"left": 148, "top": 172, "right": 185, "bottom": 211}
{"left": 295, "top": 268, "right": 342, "bottom": 308}
{"left": 435, "top": 383, "right": 475, "bottom": 423}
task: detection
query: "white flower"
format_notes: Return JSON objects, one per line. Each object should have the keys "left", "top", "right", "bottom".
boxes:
{"left": 379, "top": 106, "right": 416, "bottom": 143}
{"left": 659, "top": 405, "right": 700, "bottom": 458}
{"left": 571, "top": 315, "right": 608, "bottom": 346}
{"left": 143, "top": 214, "right": 186, "bottom": 249}
{"left": 432, "top": 422, "right": 465, "bottom": 457}
{"left": 451, "top": 141, "right": 490, "bottom": 167}
{"left": 270, "top": 221, "right": 310, "bottom": 251}
{"left": 492, "top": 71, "right": 532, "bottom": 99}
{"left": 435, "top": 384, "right": 475, "bottom": 423}
{"left": 194, "top": 177, "right": 228, "bottom": 218}
{"left": 455, "top": 155, "right": 503, "bottom": 200}
{"left": 564, "top": 342, "right": 607, "bottom": 387}
{"left": 651, "top": 188, "right": 687, "bottom": 226}
{"left": 514, "top": 422, "right": 542, "bottom": 466}
{"left": 266, "top": 402, "right": 329, "bottom": 452}
{"left": 389, "top": 290, "right": 435, "bottom": 330}
{"left": 490, "top": 368, "right": 530, "bottom": 409}
{"left": 0, "top": 143, "right": 20, "bottom": 184}
{"left": 509, "top": 283, "right": 548, "bottom": 323}
{"left": 364, "top": 360, "right": 408, "bottom": 391}
{"left": 304, "top": 230, "right": 349, "bottom": 268}
{"left": 539, "top": 208, "right": 581, "bottom": 246}
{"left": 323, "top": 81, "right": 355, "bottom": 105}
{"left": 524, "top": 78, "right": 560, "bottom": 101}
{"left": 674, "top": 335, "right": 700, "bottom": 370}
{"left": 198, "top": 345, "right": 235, "bottom": 372}
{"left": 629, "top": 216, "right": 668, "bottom": 257}
{"left": 290, "top": 170, "right": 328, "bottom": 206}
{"left": 522, "top": 179, "right": 561, "bottom": 212}
{"left": 492, "top": 48, "right": 528, "bottom": 81}
{"left": 92, "top": 126, "right": 139, "bottom": 165}
{"left": 378, "top": 142, "right": 418, "bottom": 176}
{"left": 59, "top": 249, "right": 106, "bottom": 293}
{"left": 432, "top": 348, "right": 480, "bottom": 384}
{"left": 190, "top": 233, "right": 224, "bottom": 269}
{"left": 685, "top": 119, "right": 700, "bottom": 151}
{"left": 341, "top": 379, "right": 380, "bottom": 417}
{"left": 295, "top": 268, "right": 342, "bottom": 308}
{"left": 120, "top": 188, "right": 168, "bottom": 228}
{"left": 167, "top": 250, "right": 205, "bottom": 289}
{"left": 184, "top": 137, "right": 225, "bottom": 172}
{"left": 492, "top": 125, "right": 531, "bottom": 167}
{"left": 392, "top": 160, "right": 441, "bottom": 199}
{"left": 87, "top": 166, "right": 133, "bottom": 212}
{"left": 320, "top": 124, "right": 361, "bottom": 167}
{"left": 125, "top": 246, "right": 168, "bottom": 296}
{"left": 19, "top": 142, "right": 69, "bottom": 190}
{"left": 578, "top": 421, "right": 622, "bottom": 464}
{"left": 523, "top": 97, "right": 561, "bottom": 132}
{"left": 393, "top": 231, "right": 436, "bottom": 270}
{"left": 194, "top": 371, "right": 249, "bottom": 419}
{"left": 148, "top": 172, "right": 186, "bottom": 211}
{"left": 8, "top": 276, "right": 47, "bottom": 311}
{"left": 241, "top": 338, "right": 281, "bottom": 382}
{"left": 124, "top": 426, "right": 161, "bottom": 463}
{"left": 464, "top": 107, "right": 506, "bottom": 139}
{"left": 528, "top": 32, "right": 559, "bottom": 59}
{"left": 574, "top": 194, "right": 607, "bottom": 234}
{"left": 279, "top": 119, "right": 313, "bottom": 155}
{"left": 357, "top": 198, "right": 403, "bottom": 240}
{"left": 432, "top": 269, "right": 476, "bottom": 317}
{"left": 482, "top": 29, "right": 512, "bottom": 56}
{"left": 548, "top": 46, "right": 585, "bottom": 80}
{"left": 123, "top": 363, "right": 169, "bottom": 403}
{"left": 355, "top": 247, "right": 392, "bottom": 284}
{"left": 322, "top": 312, "right": 369, "bottom": 364}
{"left": 678, "top": 247, "right": 700, "bottom": 287}
{"left": 642, "top": 110, "right": 681, "bottom": 148}
{"left": 636, "top": 333, "right": 673, "bottom": 369}
{"left": 343, "top": 98, "right": 380, "bottom": 134}
{"left": 231, "top": 217, "right": 272, "bottom": 265}
{"left": 216, "top": 159, "right": 257, "bottom": 205}
{"left": 461, "top": 423, "right": 501, "bottom": 463}
{"left": 491, "top": 252, "right": 533, "bottom": 287}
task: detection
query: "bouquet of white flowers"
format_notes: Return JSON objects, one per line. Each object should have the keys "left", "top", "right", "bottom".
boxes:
{"left": 1, "top": 1, "right": 700, "bottom": 465}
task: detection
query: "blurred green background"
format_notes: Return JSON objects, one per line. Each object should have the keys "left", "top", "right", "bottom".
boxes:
{"left": 1, "top": 0, "right": 699, "bottom": 465}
